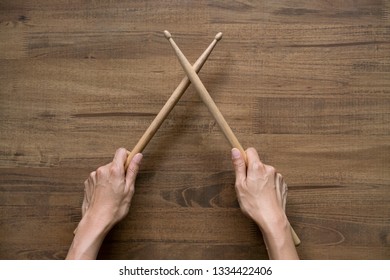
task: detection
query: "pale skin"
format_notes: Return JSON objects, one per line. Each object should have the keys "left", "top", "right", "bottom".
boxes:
{"left": 231, "top": 147, "right": 299, "bottom": 260}
{"left": 66, "top": 147, "right": 298, "bottom": 260}
{"left": 66, "top": 148, "right": 143, "bottom": 260}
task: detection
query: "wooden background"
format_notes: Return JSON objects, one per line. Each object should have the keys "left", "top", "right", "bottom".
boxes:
{"left": 0, "top": 0, "right": 389, "bottom": 260}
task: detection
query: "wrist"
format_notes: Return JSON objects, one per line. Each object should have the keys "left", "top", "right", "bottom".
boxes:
{"left": 261, "top": 216, "right": 290, "bottom": 239}
{"left": 81, "top": 209, "right": 115, "bottom": 235}
{"left": 253, "top": 210, "right": 290, "bottom": 238}
{"left": 66, "top": 212, "right": 113, "bottom": 260}
{"left": 259, "top": 218, "right": 298, "bottom": 260}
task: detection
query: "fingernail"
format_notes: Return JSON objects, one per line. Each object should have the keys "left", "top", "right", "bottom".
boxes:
{"left": 231, "top": 148, "right": 241, "bottom": 159}
{"left": 133, "top": 153, "right": 143, "bottom": 164}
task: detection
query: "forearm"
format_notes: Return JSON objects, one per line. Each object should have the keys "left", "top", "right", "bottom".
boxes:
{"left": 256, "top": 215, "right": 299, "bottom": 260}
{"left": 66, "top": 213, "right": 112, "bottom": 260}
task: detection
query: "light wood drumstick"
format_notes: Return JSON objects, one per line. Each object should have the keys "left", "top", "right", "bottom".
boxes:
{"left": 124, "top": 32, "right": 223, "bottom": 170}
{"left": 164, "top": 30, "right": 247, "bottom": 162}
{"left": 291, "top": 227, "right": 301, "bottom": 246}
{"left": 165, "top": 30, "right": 300, "bottom": 246}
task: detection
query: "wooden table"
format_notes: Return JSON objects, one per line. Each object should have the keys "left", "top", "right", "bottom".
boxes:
{"left": 0, "top": 0, "right": 389, "bottom": 259}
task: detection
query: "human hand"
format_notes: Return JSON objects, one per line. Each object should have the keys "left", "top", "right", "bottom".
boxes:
{"left": 67, "top": 148, "right": 142, "bottom": 260}
{"left": 231, "top": 147, "right": 298, "bottom": 259}
{"left": 231, "top": 147, "right": 288, "bottom": 234}
{"left": 82, "top": 147, "right": 143, "bottom": 230}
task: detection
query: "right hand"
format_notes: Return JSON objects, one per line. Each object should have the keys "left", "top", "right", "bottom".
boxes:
{"left": 231, "top": 147, "right": 288, "bottom": 234}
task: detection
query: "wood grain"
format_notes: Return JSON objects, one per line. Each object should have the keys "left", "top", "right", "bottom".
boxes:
{"left": 1, "top": 0, "right": 389, "bottom": 259}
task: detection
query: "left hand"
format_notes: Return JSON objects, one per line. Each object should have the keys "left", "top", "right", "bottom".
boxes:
{"left": 82, "top": 147, "right": 143, "bottom": 229}
{"left": 66, "top": 148, "right": 143, "bottom": 260}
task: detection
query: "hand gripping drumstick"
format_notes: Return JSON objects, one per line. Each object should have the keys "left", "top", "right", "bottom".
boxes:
{"left": 164, "top": 30, "right": 247, "bottom": 163}
{"left": 124, "top": 32, "right": 223, "bottom": 170}
{"left": 164, "top": 30, "right": 300, "bottom": 246}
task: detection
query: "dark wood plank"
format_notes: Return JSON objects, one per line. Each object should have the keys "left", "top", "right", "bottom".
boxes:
{"left": 253, "top": 96, "right": 390, "bottom": 135}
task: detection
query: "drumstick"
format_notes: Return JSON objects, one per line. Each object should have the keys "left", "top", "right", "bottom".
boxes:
{"left": 164, "top": 31, "right": 300, "bottom": 246}
{"left": 164, "top": 30, "right": 247, "bottom": 163}
{"left": 124, "top": 32, "right": 223, "bottom": 170}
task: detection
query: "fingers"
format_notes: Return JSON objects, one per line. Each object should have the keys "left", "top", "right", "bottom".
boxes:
{"left": 81, "top": 189, "right": 88, "bottom": 216}
{"left": 246, "top": 147, "right": 266, "bottom": 179}
{"left": 125, "top": 153, "right": 143, "bottom": 188}
{"left": 113, "top": 147, "right": 129, "bottom": 168}
{"left": 82, "top": 171, "right": 96, "bottom": 216}
{"left": 231, "top": 148, "right": 246, "bottom": 186}
{"left": 102, "top": 147, "right": 130, "bottom": 179}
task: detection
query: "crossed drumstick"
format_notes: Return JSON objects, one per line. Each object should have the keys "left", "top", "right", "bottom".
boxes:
{"left": 125, "top": 31, "right": 300, "bottom": 246}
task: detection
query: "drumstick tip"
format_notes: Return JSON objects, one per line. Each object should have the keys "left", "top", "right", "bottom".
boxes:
{"left": 163, "top": 30, "right": 172, "bottom": 39}
{"left": 215, "top": 32, "right": 223, "bottom": 41}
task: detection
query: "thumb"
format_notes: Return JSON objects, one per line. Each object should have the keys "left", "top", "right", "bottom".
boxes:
{"left": 125, "top": 153, "right": 143, "bottom": 186}
{"left": 231, "top": 148, "right": 246, "bottom": 185}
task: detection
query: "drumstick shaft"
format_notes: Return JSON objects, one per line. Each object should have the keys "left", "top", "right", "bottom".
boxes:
{"left": 164, "top": 30, "right": 246, "bottom": 162}
{"left": 124, "top": 32, "right": 223, "bottom": 169}
{"left": 165, "top": 31, "right": 300, "bottom": 246}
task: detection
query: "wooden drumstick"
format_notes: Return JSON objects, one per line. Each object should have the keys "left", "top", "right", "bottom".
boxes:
{"left": 124, "top": 32, "right": 223, "bottom": 170}
{"left": 165, "top": 31, "right": 300, "bottom": 246}
{"left": 291, "top": 227, "right": 301, "bottom": 246}
{"left": 164, "top": 30, "right": 247, "bottom": 163}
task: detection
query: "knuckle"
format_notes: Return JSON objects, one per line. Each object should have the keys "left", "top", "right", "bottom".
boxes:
{"left": 234, "top": 179, "right": 244, "bottom": 190}
{"left": 233, "top": 159, "right": 245, "bottom": 168}
{"left": 117, "top": 147, "right": 127, "bottom": 155}
{"left": 109, "top": 164, "right": 120, "bottom": 176}
{"left": 266, "top": 165, "right": 276, "bottom": 175}
{"left": 96, "top": 166, "right": 106, "bottom": 177}
{"left": 88, "top": 171, "right": 95, "bottom": 180}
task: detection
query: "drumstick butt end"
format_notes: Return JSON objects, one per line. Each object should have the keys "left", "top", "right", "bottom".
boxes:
{"left": 163, "top": 30, "right": 172, "bottom": 39}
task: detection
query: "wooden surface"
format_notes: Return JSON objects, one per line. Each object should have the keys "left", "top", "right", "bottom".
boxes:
{"left": 0, "top": 0, "right": 389, "bottom": 260}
